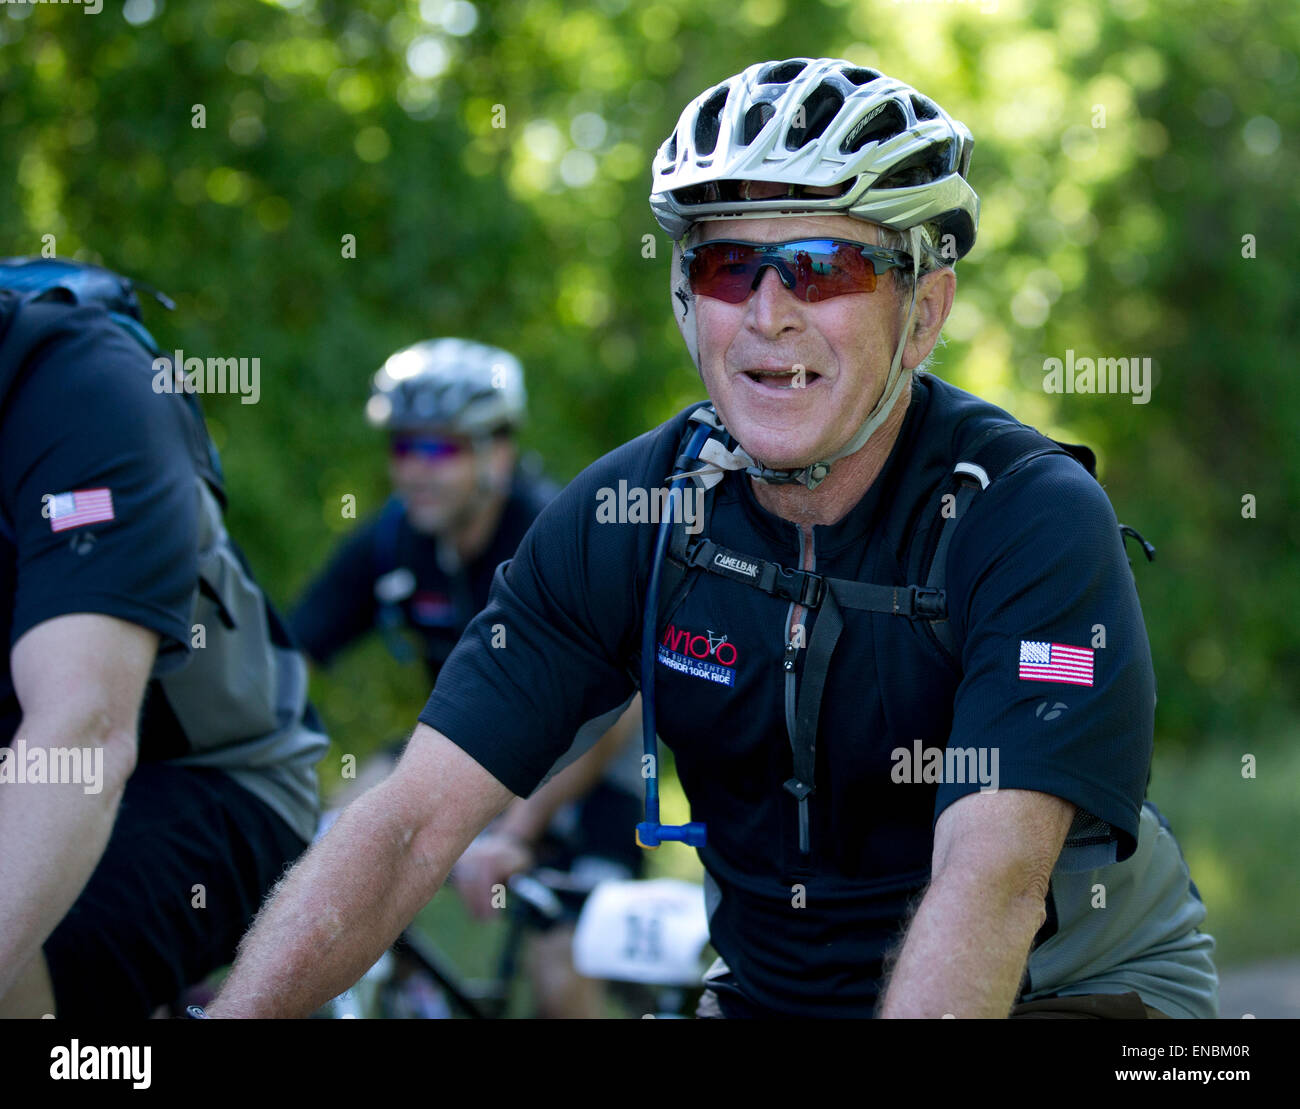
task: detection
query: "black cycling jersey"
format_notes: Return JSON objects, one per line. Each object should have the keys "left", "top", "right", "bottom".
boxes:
{"left": 419, "top": 372, "right": 1165, "bottom": 1017}
{"left": 289, "top": 470, "right": 556, "bottom": 683}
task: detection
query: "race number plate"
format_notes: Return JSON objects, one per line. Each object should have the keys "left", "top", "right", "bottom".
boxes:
{"left": 572, "top": 879, "right": 710, "bottom": 986}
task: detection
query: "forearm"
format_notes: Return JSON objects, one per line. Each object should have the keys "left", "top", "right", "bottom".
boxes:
{"left": 210, "top": 781, "right": 452, "bottom": 1018}
{"left": 878, "top": 873, "right": 1046, "bottom": 1018}
{"left": 0, "top": 726, "right": 133, "bottom": 997}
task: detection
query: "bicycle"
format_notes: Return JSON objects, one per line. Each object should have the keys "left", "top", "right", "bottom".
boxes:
{"left": 315, "top": 864, "right": 711, "bottom": 1019}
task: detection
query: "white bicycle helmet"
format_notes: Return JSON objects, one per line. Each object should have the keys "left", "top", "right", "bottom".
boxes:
{"left": 365, "top": 338, "right": 526, "bottom": 437}
{"left": 650, "top": 58, "right": 979, "bottom": 489}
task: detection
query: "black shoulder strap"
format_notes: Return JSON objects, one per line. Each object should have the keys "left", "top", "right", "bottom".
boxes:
{"left": 920, "top": 424, "right": 1092, "bottom": 657}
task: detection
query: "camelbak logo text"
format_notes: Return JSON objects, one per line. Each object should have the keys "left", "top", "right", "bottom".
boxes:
{"left": 712, "top": 553, "right": 758, "bottom": 577}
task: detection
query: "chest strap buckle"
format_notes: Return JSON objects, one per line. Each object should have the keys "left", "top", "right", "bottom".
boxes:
{"left": 911, "top": 586, "right": 947, "bottom": 619}
{"left": 762, "top": 564, "right": 825, "bottom": 609}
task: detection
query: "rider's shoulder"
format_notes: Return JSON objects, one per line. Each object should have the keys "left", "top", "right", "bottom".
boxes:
{"left": 918, "top": 372, "right": 1029, "bottom": 452}
{"left": 918, "top": 374, "right": 1100, "bottom": 493}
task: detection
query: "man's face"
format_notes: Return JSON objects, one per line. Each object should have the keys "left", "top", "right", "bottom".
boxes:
{"left": 690, "top": 210, "right": 908, "bottom": 472}
{"left": 387, "top": 428, "right": 480, "bottom": 535}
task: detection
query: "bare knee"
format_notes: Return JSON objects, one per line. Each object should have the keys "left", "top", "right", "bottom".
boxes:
{"left": 526, "top": 926, "right": 604, "bottom": 1019}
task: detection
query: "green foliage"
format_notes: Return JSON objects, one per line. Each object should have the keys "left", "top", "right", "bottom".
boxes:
{"left": 2, "top": 0, "right": 1296, "bottom": 763}
{"left": 1150, "top": 731, "right": 1300, "bottom": 965}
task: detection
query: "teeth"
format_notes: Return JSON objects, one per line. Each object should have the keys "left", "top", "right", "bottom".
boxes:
{"left": 748, "top": 370, "right": 807, "bottom": 386}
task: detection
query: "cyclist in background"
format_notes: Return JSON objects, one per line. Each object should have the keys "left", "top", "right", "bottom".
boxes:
{"left": 289, "top": 338, "right": 644, "bottom": 1017}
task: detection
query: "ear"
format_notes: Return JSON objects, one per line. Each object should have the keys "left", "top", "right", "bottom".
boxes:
{"left": 903, "top": 266, "right": 956, "bottom": 370}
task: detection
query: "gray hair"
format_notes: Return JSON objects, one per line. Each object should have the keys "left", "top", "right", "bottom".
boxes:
{"left": 876, "top": 221, "right": 949, "bottom": 375}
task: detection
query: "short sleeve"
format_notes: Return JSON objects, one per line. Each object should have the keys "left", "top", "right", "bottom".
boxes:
{"left": 938, "top": 453, "right": 1155, "bottom": 868}
{"left": 1, "top": 309, "right": 198, "bottom": 665}
{"left": 418, "top": 440, "right": 661, "bottom": 796}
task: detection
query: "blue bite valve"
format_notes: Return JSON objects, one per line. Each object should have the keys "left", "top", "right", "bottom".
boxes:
{"left": 674, "top": 822, "right": 708, "bottom": 847}
{"left": 637, "top": 821, "right": 707, "bottom": 849}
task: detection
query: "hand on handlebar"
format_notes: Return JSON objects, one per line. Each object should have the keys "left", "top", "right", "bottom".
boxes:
{"left": 450, "top": 832, "right": 536, "bottom": 920}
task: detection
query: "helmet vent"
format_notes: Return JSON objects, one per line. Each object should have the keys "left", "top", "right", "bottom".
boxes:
{"left": 910, "top": 94, "right": 940, "bottom": 121}
{"left": 874, "top": 138, "right": 954, "bottom": 188}
{"left": 695, "top": 87, "right": 729, "bottom": 156}
{"left": 665, "top": 132, "right": 677, "bottom": 163}
{"left": 786, "top": 84, "right": 842, "bottom": 150}
{"left": 759, "top": 60, "right": 807, "bottom": 85}
{"left": 742, "top": 102, "right": 775, "bottom": 144}
{"left": 839, "top": 99, "right": 907, "bottom": 154}
{"left": 842, "top": 66, "right": 883, "bottom": 86}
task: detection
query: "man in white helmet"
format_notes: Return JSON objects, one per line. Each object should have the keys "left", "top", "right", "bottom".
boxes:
{"left": 211, "top": 61, "right": 1216, "bottom": 1019}
{"left": 290, "top": 339, "right": 646, "bottom": 1017}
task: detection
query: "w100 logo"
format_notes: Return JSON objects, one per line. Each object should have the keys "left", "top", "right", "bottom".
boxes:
{"left": 660, "top": 624, "right": 737, "bottom": 667}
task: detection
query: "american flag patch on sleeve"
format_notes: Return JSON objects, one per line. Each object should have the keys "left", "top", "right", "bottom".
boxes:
{"left": 48, "top": 488, "right": 115, "bottom": 533}
{"left": 1018, "top": 640, "right": 1094, "bottom": 686}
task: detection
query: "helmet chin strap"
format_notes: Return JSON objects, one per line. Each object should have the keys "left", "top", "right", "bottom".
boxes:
{"left": 671, "top": 226, "right": 924, "bottom": 492}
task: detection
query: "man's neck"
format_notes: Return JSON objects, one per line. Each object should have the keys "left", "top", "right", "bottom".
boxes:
{"left": 748, "top": 381, "right": 912, "bottom": 530}
{"left": 444, "top": 487, "right": 510, "bottom": 566}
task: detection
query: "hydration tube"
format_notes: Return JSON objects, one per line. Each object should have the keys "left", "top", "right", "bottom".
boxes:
{"left": 636, "top": 421, "right": 711, "bottom": 850}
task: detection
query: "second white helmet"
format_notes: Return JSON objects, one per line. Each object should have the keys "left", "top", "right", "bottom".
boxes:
{"left": 365, "top": 338, "right": 526, "bottom": 437}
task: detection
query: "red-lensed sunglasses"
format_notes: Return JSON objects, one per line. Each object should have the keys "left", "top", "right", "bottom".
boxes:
{"left": 390, "top": 434, "right": 469, "bottom": 461}
{"left": 681, "top": 238, "right": 913, "bottom": 304}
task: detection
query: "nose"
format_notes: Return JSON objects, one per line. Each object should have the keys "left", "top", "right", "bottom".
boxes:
{"left": 743, "top": 263, "right": 802, "bottom": 338}
{"left": 392, "top": 453, "right": 444, "bottom": 482}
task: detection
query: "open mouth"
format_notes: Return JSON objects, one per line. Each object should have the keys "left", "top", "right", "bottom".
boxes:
{"left": 742, "top": 367, "right": 822, "bottom": 389}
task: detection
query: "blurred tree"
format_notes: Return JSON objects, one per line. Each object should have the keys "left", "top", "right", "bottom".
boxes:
{"left": 1, "top": 0, "right": 1296, "bottom": 774}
